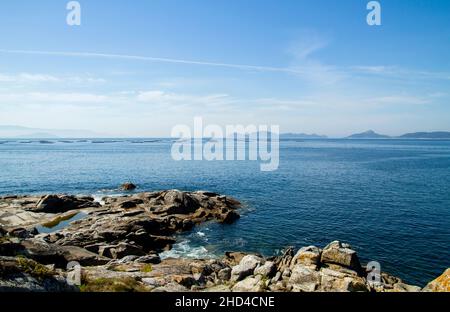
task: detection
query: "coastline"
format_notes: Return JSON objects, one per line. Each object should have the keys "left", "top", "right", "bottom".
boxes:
{"left": 0, "top": 190, "right": 448, "bottom": 292}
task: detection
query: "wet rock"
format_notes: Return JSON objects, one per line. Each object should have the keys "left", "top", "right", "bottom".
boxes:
{"left": 120, "top": 183, "right": 137, "bottom": 191}
{"left": 219, "top": 210, "right": 240, "bottom": 224}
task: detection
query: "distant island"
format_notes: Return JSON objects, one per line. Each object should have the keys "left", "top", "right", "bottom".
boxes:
{"left": 1, "top": 125, "right": 450, "bottom": 140}
{"left": 346, "top": 130, "right": 450, "bottom": 139}
{"left": 398, "top": 132, "right": 450, "bottom": 139}
{"left": 0, "top": 125, "right": 102, "bottom": 139}
{"left": 346, "top": 130, "right": 391, "bottom": 139}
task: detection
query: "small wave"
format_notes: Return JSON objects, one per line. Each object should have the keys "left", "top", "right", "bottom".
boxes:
{"left": 196, "top": 231, "right": 206, "bottom": 237}
{"left": 160, "top": 240, "right": 213, "bottom": 260}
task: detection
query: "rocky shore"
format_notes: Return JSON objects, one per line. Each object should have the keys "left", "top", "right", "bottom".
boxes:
{"left": 0, "top": 189, "right": 448, "bottom": 292}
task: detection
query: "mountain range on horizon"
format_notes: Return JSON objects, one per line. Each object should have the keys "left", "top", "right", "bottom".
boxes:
{"left": 345, "top": 130, "right": 450, "bottom": 139}
{"left": 1, "top": 125, "right": 450, "bottom": 139}
{"left": 0, "top": 125, "right": 104, "bottom": 139}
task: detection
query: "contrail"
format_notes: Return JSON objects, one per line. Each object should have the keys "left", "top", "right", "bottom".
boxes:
{"left": 0, "top": 49, "right": 303, "bottom": 75}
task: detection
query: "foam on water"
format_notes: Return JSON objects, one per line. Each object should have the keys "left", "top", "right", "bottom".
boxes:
{"left": 160, "top": 240, "right": 214, "bottom": 259}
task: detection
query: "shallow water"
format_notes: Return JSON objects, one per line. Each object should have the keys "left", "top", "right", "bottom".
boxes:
{"left": 0, "top": 138, "right": 449, "bottom": 286}
{"left": 35, "top": 212, "right": 88, "bottom": 234}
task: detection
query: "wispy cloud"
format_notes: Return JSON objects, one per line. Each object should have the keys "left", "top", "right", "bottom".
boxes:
{"left": 352, "top": 65, "right": 450, "bottom": 81}
{"left": 0, "top": 49, "right": 304, "bottom": 75}
{"left": 0, "top": 71, "right": 105, "bottom": 84}
{"left": 364, "top": 95, "right": 431, "bottom": 105}
{"left": 0, "top": 91, "right": 113, "bottom": 105}
{"left": 2, "top": 48, "right": 449, "bottom": 84}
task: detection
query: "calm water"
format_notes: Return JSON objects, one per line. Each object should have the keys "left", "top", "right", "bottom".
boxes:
{"left": 0, "top": 138, "right": 449, "bottom": 286}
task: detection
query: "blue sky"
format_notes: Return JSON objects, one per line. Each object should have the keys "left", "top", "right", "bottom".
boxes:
{"left": 0, "top": 0, "right": 449, "bottom": 137}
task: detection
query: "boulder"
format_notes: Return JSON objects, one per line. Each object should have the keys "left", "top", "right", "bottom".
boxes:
{"left": 319, "top": 268, "right": 369, "bottom": 292}
{"left": 120, "top": 183, "right": 137, "bottom": 191}
{"left": 422, "top": 268, "right": 450, "bottom": 292}
{"left": 288, "top": 264, "right": 320, "bottom": 292}
{"left": 254, "top": 261, "right": 276, "bottom": 278}
{"left": 320, "top": 241, "right": 362, "bottom": 273}
{"left": 162, "top": 190, "right": 199, "bottom": 213}
{"left": 291, "top": 246, "right": 321, "bottom": 269}
{"left": 231, "top": 255, "right": 264, "bottom": 282}
{"left": 232, "top": 275, "right": 265, "bottom": 292}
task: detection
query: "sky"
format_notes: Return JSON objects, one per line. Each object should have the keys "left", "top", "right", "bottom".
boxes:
{"left": 0, "top": 0, "right": 449, "bottom": 137}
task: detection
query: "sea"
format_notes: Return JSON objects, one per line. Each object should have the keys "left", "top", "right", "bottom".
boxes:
{"left": 0, "top": 138, "right": 449, "bottom": 286}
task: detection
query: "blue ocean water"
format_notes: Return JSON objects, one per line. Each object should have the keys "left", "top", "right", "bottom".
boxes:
{"left": 0, "top": 138, "right": 449, "bottom": 286}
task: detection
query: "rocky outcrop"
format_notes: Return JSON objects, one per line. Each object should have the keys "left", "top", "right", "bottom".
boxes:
{"left": 67, "top": 240, "right": 427, "bottom": 293}
{"left": 32, "top": 195, "right": 100, "bottom": 213}
{"left": 0, "top": 190, "right": 241, "bottom": 291}
{"left": 0, "top": 256, "right": 77, "bottom": 292}
{"left": 422, "top": 268, "right": 450, "bottom": 292}
{"left": 0, "top": 191, "right": 446, "bottom": 293}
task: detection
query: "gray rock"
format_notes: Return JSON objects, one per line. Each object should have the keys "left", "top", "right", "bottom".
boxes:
{"left": 98, "top": 242, "right": 146, "bottom": 259}
{"left": 135, "top": 254, "right": 161, "bottom": 264}
{"left": 116, "top": 255, "right": 139, "bottom": 264}
{"left": 232, "top": 275, "right": 265, "bottom": 292}
{"left": 254, "top": 261, "right": 276, "bottom": 278}
{"left": 288, "top": 264, "right": 320, "bottom": 292}
{"left": 231, "top": 255, "right": 264, "bottom": 282}
{"left": 291, "top": 246, "right": 321, "bottom": 269}
{"left": 152, "top": 282, "right": 189, "bottom": 292}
